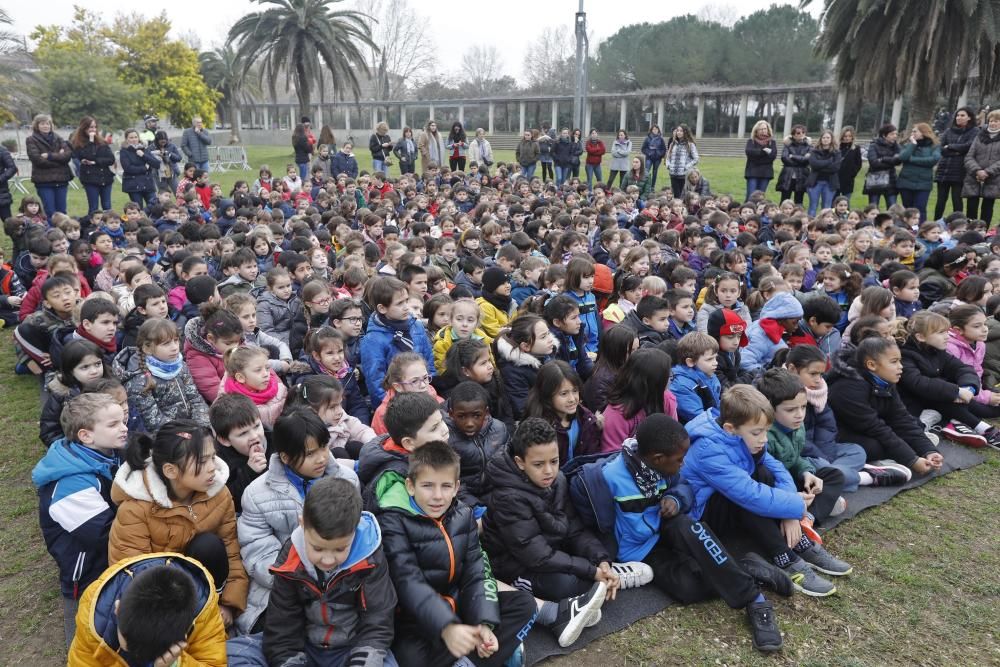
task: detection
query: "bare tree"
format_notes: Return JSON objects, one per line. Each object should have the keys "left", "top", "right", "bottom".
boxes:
{"left": 357, "top": 0, "right": 436, "bottom": 100}
{"left": 459, "top": 45, "right": 503, "bottom": 97}
{"left": 523, "top": 26, "right": 575, "bottom": 93}
{"left": 696, "top": 3, "right": 740, "bottom": 27}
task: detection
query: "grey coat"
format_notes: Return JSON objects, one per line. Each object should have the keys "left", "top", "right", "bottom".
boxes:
{"left": 610, "top": 139, "right": 633, "bottom": 171}
{"left": 181, "top": 127, "right": 212, "bottom": 163}
{"left": 255, "top": 291, "right": 303, "bottom": 345}
{"left": 236, "top": 454, "right": 359, "bottom": 634}
{"left": 963, "top": 129, "right": 1000, "bottom": 199}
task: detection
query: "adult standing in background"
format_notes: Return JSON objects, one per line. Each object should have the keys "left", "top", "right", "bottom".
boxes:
{"left": 537, "top": 123, "right": 555, "bottom": 183}
{"left": 641, "top": 124, "right": 667, "bottom": 192}
{"left": 552, "top": 127, "right": 574, "bottom": 186}
{"left": 369, "top": 121, "right": 394, "bottom": 175}
{"left": 319, "top": 125, "right": 337, "bottom": 151}
{"left": 835, "top": 126, "right": 863, "bottom": 200}
{"left": 665, "top": 124, "right": 699, "bottom": 197}
{"left": 569, "top": 128, "right": 584, "bottom": 180}
{"left": 864, "top": 123, "right": 901, "bottom": 208}
{"left": 608, "top": 129, "right": 632, "bottom": 189}
{"left": 446, "top": 121, "right": 468, "bottom": 172}
{"left": 0, "top": 142, "right": 17, "bottom": 221}
{"left": 138, "top": 114, "right": 158, "bottom": 144}
{"left": 418, "top": 119, "right": 446, "bottom": 171}
{"left": 963, "top": 109, "right": 1000, "bottom": 226}
{"left": 182, "top": 116, "right": 213, "bottom": 173}
{"left": 467, "top": 128, "right": 494, "bottom": 176}
{"left": 71, "top": 116, "right": 116, "bottom": 215}
{"left": 744, "top": 120, "right": 777, "bottom": 201}
{"left": 291, "top": 119, "right": 314, "bottom": 181}
{"left": 584, "top": 129, "right": 606, "bottom": 189}
{"left": 896, "top": 123, "right": 941, "bottom": 222}
{"left": 934, "top": 106, "right": 978, "bottom": 219}
{"left": 151, "top": 130, "right": 183, "bottom": 195}
{"left": 25, "top": 114, "right": 73, "bottom": 220}
{"left": 393, "top": 127, "right": 418, "bottom": 175}
{"left": 119, "top": 129, "right": 161, "bottom": 208}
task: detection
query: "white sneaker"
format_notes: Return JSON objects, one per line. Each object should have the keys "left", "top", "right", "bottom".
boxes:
{"left": 586, "top": 609, "right": 602, "bottom": 628}
{"left": 919, "top": 409, "right": 942, "bottom": 430}
{"left": 925, "top": 430, "right": 941, "bottom": 446}
{"left": 830, "top": 496, "right": 847, "bottom": 517}
{"left": 610, "top": 561, "right": 654, "bottom": 589}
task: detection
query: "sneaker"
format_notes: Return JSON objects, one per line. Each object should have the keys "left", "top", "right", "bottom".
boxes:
{"left": 800, "top": 514, "right": 822, "bottom": 545}
{"left": 552, "top": 581, "right": 606, "bottom": 647}
{"left": 746, "top": 599, "right": 783, "bottom": 652}
{"left": 740, "top": 552, "right": 793, "bottom": 597}
{"left": 941, "top": 421, "right": 987, "bottom": 448}
{"left": 586, "top": 609, "right": 601, "bottom": 628}
{"left": 799, "top": 543, "right": 853, "bottom": 576}
{"left": 984, "top": 428, "right": 1000, "bottom": 451}
{"left": 919, "top": 409, "right": 942, "bottom": 430}
{"left": 610, "top": 561, "right": 654, "bottom": 589}
{"left": 781, "top": 558, "right": 836, "bottom": 597}
{"left": 925, "top": 430, "right": 940, "bottom": 446}
{"left": 830, "top": 496, "right": 848, "bottom": 517}
{"left": 864, "top": 463, "right": 911, "bottom": 486}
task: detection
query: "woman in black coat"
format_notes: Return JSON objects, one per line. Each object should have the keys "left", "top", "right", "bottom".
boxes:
{"left": 150, "top": 130, "right": 183, "bottom": 195}
{"left": 836, "top": 126, "right": 863, "bottom": 199}
{"left": 24, "top": 113, "right": 73, "bottom": 220}
{"left": 744, "top": 120, "right": 777, "bottom": 201}
{"left": 0, "top": 144, "right": 17, "bottom": 220}
{"left": 70, "top": 116, "right": 116, "bottom": 215}
{"left": 934, "top": 106, "right": 979, "bottom": 219}
{"left": 119, "top": 129, "right": 161, "bottom": 208}
{"left": 864, "top": 123, "right": 902, "bottom": 208}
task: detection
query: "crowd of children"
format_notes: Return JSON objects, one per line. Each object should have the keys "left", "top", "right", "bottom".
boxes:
{"left": 11, "top": 118, "right": 1000, "bottom": 665}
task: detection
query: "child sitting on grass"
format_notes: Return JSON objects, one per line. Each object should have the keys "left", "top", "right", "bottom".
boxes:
{"left": 683, "top": 385, "right": 851, "bottom": 597}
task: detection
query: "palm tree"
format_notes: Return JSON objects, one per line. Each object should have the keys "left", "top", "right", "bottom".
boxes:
{"left": 808, "top": 0, "right": 1000, "bottom": 124}
{"left": 0, "top": 9, "right": 35, "bottom": 124}
{"left": 200, "top": 45, "right": 261, "bottom": 144}
{"left": 226, "top": 0, "right": 376, "bottom": 119}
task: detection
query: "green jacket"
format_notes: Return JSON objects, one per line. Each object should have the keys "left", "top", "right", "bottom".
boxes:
{"left": 897, "top": 140, "right": 941, "bottom": 191}
{"left": 766, "top": 423, "right": 815, "bottom": 481}
{"left": 622, "top": 171, "right": 651, "bottom": 198}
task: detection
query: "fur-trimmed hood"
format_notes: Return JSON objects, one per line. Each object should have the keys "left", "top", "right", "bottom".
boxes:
{"left": 495, "top": 334, "right": 556, "bottom": 369}
{"left": 112, "top": 455, "right": 229, "bottom": 509}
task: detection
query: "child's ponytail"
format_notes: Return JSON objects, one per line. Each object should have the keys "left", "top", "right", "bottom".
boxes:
{"left": 123, "top": 432, "right": 154, "bottom": 472}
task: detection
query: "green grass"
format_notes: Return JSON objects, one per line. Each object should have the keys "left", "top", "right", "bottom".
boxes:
{"left": 0, "top": 147, "right": 991, "bottom": 664}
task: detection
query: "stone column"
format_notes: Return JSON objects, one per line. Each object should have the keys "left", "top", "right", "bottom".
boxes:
{"left": 656, "top": 99, "right": 665, "bottom": 129}
{"left": 263, "top": 106, "right": 270, "bottom": 131}
{"left": 957, "top": 83, "right": 970, "bottom": 109}
{"left": 429, "top": 104, "right": 435, "bottom": 122}
{"left": 695, "top": 96, "right": 705, "bottom": 137}
{"left": 585, "top": 101, "right": 592, "bottom": 133}
{"left": 458, "top": 104, "right": 465, "bottom": 124}
{"left": 371, "top": 105, "right": 378, "bottom": 131}
{"left": 891, "top": 96, "right": 903, "bottom": 128}
{"left": 289, "top": 106, "right": 295, "bottom": 129}
{"left": 833, "top": 89, "right": 847, "bottom": 137}
{"left": 315, "top": 105, "right": 323, "bottom": 127}
{"left": 344, "top": 106, "right": 351, "bottom": 134}
{"left": 737, "top": 94, "right": 749, "bottom": 138}
{"left": 619, "top": 98, "right": 627, "bottom": 131}
{"left": 551, "top": 100, "right": 559, "bottom": 129}
{"left": 400, "top": 105, "right": 407, "bottom": 131}
{"left": 235, "top": 108, "right": 243, "bottom": 133}
{"left": 519, "top": 101, "right": 526, "bottom": 134}
{"left": 488, "top": 102, "right": 495, "bottom": 135}
{"left": 784, "top": 90, "right": 795, "bottom": 137}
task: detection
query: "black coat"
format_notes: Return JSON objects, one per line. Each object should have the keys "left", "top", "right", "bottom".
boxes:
{"left": 806, "top": 147, "right": 843, "bottom": 190}
{"left": 379, "top": 497, "right": 500, "bottom": 637}
{"left": 864, "top": 137, "right": 901, "bottom": 194}
{"left": 119, "top": 145, "right": 160, "bottom": 193}
{"left": 0, "top": 147, "right": 17, "bottom": 206}
{"left": 837, "top": 143, "right": 863, "bottom": 191}
{"left": 936, "top": 123, "right": 979, "bottom": 183}
{"left": 481, "top": 449, "right": 610, "bottom": 584}
{"left": 552, "top": 137, "right": 576, "bottom": 167}
{"left": 551, "top": 326, "right": 594, "bottom": 381}
{"left": 898, "top": 336, "right": 980, "bottom": 414}
{"left": 744, "top": 138, "right": 778, "bottom": 180}
{"left": 292, "top": 134, "right": 313, "bottom": 164}
{"left": 25, "top": 131, "right": 73, "bottom": 185}
{"left": 73, "top": 140, "right": 116, "bottom": 187}
{"left": 369, "top": 132, "right": 393, "bottom": 161}
{"left": 777, "top": 138, "right": 810, "bottom": 192}
{"left": 445, "top": 414, "right": 509, "bottom": 509}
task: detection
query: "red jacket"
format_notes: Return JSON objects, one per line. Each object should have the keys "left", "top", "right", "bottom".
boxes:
{"left": 585, "top": 140, "right": 607, "bottom": 166}
{"left": 184, "top": 338, "right": 226, "bottom": 404}
{"left": 18, "top": 269, "right": 92, "bottom": 322}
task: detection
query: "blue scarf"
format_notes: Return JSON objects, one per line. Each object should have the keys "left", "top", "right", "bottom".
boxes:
{"left": 867, "top": 371, "right": 891, "bottom": 391}
{"left": 285, "top": 465, "right": 317, "bottom": 500}
{"left": 145, "top": 353, "right": 183, "bottom": 380}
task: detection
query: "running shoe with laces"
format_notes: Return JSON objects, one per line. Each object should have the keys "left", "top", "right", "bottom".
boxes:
{"left": 781, "top": 558, "right": 836, "bottom": 597}
{"left": 864, "top": 462, "right": 911, "bottom": 486}
{"left": 610, "top": 561, "right": 654, "bottom": 589}
{"left": 941, "top": 421, "right": 987, "bottom": 448}
{"left": 552, "top": 581, "right": 606, "bottom": 647}
{"left": 740, "top": 552, "right": 793, "bottom": 597}
{"left": 984, "top": 428, "right": 1000, "bottom": 451}
{"left": 800, "top": 513, "right": 822, "bottom": 545}
{"left": 746, "top": 599, "right": 783, "bottom": 652}
{"left": 798, "top": 543, "right": 853, "bottom": 576}
{"left": 830, "top": 496, "right": 848, "bottom": 517}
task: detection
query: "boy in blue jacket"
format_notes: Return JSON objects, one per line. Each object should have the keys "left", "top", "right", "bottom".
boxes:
{"left": 601, "top": 414, "right": 787, "bottom": 653}
{"left": 670, "top": 332, "right": 722, "bottom": 423}
{"left": 31, "top": 393, "right": 129, "bottom": 646}
{"left": 682, "top": 385, "right": 851, "bottom": 597}
{"left": 361, "top": 276, "right": 435, "bottom": 407}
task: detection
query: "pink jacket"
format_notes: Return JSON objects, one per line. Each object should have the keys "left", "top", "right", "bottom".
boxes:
{"left": 167, "top": 284, "right": 188, "bottom": 312}
{"left": 328, "top": 413, "right": 376, "bottom": 452}
{"left": 946, "top": 330, "right": 992, "bottom": 404}
{"left": 184, "top": 340, "right": 226, "bottom": 404}
{"left": 217, "top": 374, "right": 289, "bottom": 429}
{"left": 600, "top": 389, "right": 679, "bottom": 452}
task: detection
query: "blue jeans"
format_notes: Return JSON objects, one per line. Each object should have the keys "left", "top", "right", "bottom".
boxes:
{"left": 36, "top": 183, "right": 68, "bottom": 221}
{"left": 868, "top": 192, "right": 897, "bottom": 208}
{"left": 555, "top": 164, "right": 570, "bottom": 185}
{"left": 128, "top": 190, "right": 156, "bottom": 208}
{"left": 196, "top": 160, "right": 210, "bottom": 173}
{"left": 807, "top": 181, "right": 835, "bottom": 216}
{"left": 297, "top": 162, "right": 308, "bottom": 180}
{"left": 586, "top": 164, "right": 603, "bottom": 189}
{"left": 745, "top": 178, "right": 770, "bottom": 201}
{"left": 84, "top": 183, "right": 113, "bottom": 215}
{"left": 522, "top": 163, "right": 536, "bottom": 181}
{"left": 646, "top": 158, "right": 661, "bottom": 191}
{"left": 372, "top": 159, "right": 387, "bottom": 175}
{"left": 806, "top": 441, "right": 867, "bottom": 493}
{"left": 899, "top": 188, "right": 932, "bottom": 222}
{"left": 226, "top": 633, "right": 400, "bottom": 667}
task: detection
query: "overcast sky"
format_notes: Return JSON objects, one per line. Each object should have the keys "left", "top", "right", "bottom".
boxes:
{"left": 9, "top": 0, "right": 822, "bottom": 82}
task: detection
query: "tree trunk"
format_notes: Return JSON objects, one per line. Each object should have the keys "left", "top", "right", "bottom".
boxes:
{"left": 229, "top": 102, "right": 241, "bottom": 144}
{"left": 909, "top": 93, "right": 936, "bottom": 126}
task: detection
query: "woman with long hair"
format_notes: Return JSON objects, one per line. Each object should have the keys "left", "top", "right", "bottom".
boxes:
{"left": 70, "top": 116, "right": 115, "bottom": 215}
{"left": 964, "top": 109, "right": 1000, "bottom": 227}
{"left": 151, "top": 130, "right": 183, "bottom": 195}
{"left": 744, "top": 120, "right": 777, "bottom": 202}
{"left": 291, "top": 119, "right": 314, "bottom": 180}
{"left": 864, "top": 123, "right": 901, "bottom": 208}
{"left": 666, "top": 124, "right": 699, "bottom": 197}
{"left": 447, "top": 121, "right": 468, "bottom": 172}
{"left": 934, "top": 106, "right": 978, "bottom": 219}
{"left": 806, "top": 129, "right": 842, "bottom": 216}
{"left": 119, "top": 129, "right": 161, "bottom": 208}
{"left": 835, "top": 125, "right": 863, "bottom": 199}
{"left": 897, "top": 122, "right": 941, "bottom": 222}
{"left": 369, "top": 120, "right": 393, "bottom": 175}
{"left": 621, "top": 156, "right": 650, "bottom": 199}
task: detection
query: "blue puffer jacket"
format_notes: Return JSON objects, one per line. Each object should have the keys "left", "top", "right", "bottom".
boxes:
{"left": 360, "top": 314, "right": 435, "bottom": 407}
{"left": 670, "top": 364, "right": 721, "bottom": 424}
{"left": 601, "top": 443, "right": 693, "bottom": 561}
{"left": 681, "top": 409, "right": 804, "bottom": 521}
{"left": 32, "top": 439, "right": 119, "bottom": 598}
{"left": 563, "top": 290, "right": 599, "bottom": 355}
{"left": 640, "top": 133, "right": 667, "bottom": 162}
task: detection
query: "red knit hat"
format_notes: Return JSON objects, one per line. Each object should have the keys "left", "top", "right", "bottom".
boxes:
{"left": 707, "top": 307, "right": 749, "bottom": 347}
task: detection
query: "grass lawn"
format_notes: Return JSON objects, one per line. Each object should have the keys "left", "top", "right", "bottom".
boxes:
{"left": 0, "top": 146, "right": 992, "bottom": 665}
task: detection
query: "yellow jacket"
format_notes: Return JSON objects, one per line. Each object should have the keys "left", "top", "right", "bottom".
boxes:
{"left": 475, "top": 296, "right": 512, "bottom": 341}
{"left": 432, "top": 325, "right": 493, "bottom": 375}
{"left": 68, "top": 553, "right": 227, "bottom": 666}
